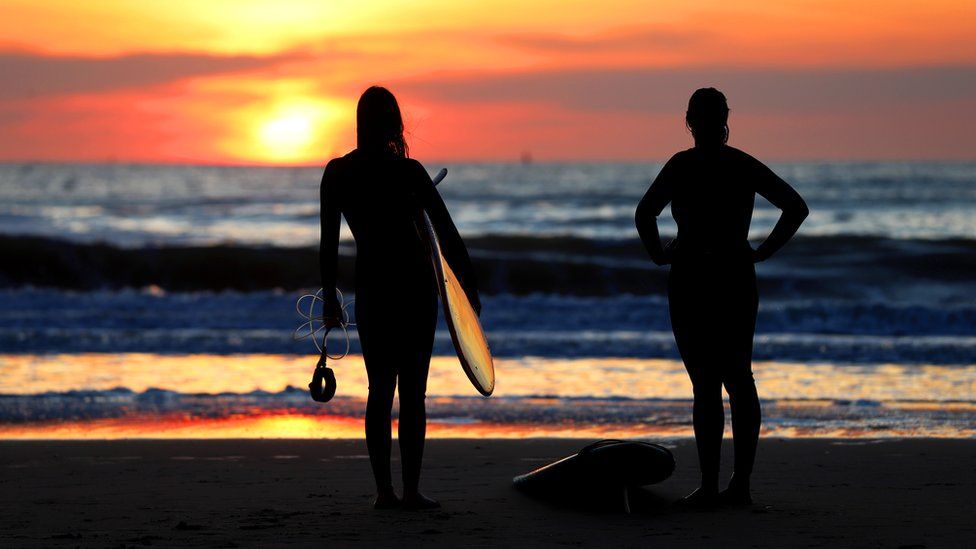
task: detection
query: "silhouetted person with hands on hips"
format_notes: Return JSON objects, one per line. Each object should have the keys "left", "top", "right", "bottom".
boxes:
{"left": 319, "top": 86, "right": 480, "bottom": 510}
{"left": 635, "top": 88, "right": 808, "bottom": 508}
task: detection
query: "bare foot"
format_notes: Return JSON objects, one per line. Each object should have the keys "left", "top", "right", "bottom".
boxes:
{"left": 402, "top": 491, "right": 440, "bottom": 510}
{"left": 718, "top": 483, "right": 753, "bottom": 506}
{"left": 373, "top": 489, "right": 401, "bottom": 510}
{"left": 675, "top": 487, "right": 719, "bottom": 510}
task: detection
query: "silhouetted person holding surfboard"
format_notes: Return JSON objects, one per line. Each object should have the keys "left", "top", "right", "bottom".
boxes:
{"left": 635, "top": 88, "right": 808, "bottom": 508}
{"left": 319, "top": 86, "right": 479, "bottom": 510}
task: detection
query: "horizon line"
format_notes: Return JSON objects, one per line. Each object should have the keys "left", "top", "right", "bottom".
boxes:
{"left": 3, "top": 156, "right": 976, "bottom": 169}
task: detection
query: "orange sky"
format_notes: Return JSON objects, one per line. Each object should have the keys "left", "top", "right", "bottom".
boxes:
{"left": 1, "top": 0, "right": 975, "bottom": 163}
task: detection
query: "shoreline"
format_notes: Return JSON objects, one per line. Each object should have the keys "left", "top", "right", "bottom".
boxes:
{"left": 1, "top": 437, "right": 973, "bottom": 547}
{"left": 2, "top": 417, "right": 975, "bottom": 440}
{"left": 3, "top": 353, "right": 974, "bottom": 439}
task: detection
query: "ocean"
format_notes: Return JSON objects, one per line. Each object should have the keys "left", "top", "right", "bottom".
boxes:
{"left": 0, "top": 162, "right": 974, "bottom": 438}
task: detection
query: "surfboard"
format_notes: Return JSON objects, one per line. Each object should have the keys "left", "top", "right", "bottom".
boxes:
{"left": 422, "top": 169, "right": 495, "bottom": 396}
{"left": 513, "top": 439, "right": 674, "bottom": 511}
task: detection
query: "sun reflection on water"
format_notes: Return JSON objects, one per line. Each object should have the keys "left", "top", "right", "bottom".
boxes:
{"left": 1, "top": 353, "right": 973, "bottom": 402}
{"left": 1, "top": 353, "right": 973, "bottom": 439}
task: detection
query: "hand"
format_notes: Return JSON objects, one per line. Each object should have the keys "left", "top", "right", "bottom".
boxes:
{"left": 656, "top": 238, "right": 678, "bottom": 266}
{"left": 323, "top": 298, "right": 344, "bottom": 329}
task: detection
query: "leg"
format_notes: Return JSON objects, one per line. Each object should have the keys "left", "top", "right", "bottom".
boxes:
{"left": 688, "top": 366, "right": 724, "bottom": 493}
{"left": 397, "top": 353, "right": 431, "bottom": 496}
{"left": 358, "top": 295, "right": 400, "bottom": 508}
{"left": 720, "top": 264, "right": 760, "bottom": 504}
{"left": 723, "top": 370, "right": 760, "bottom": 499}
{"left": 364, "top": 364, "right": 397, "bottom": 504}
{"left": 674, "top": 360, "right": 724, "bottom": 509}
{"left": 723, "top": 328, "right": 760, "bottom": 500}
{"left": 670, "top": 265, "right": 724, "bottom": 501}
{"left": 397, "top": 294, "right": 438, "bottom": 509}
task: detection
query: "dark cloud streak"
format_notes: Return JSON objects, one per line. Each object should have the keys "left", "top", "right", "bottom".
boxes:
{"left": 400, "top": 66, "right": 976, "bottom": 114}
{"left": 497, "top": 27, "right": 703, "bottom": 52}
{"left": 0, "top": 50, "right": 308, "bottom": 100}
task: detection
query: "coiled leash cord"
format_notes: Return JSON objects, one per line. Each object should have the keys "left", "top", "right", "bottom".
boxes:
{"left": 293, "top": 288, "right": 355, "bottom": 403}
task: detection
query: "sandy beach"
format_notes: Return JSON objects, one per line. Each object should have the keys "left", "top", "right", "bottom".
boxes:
{"left": 3, "top": 1, "right": 976, "bottom": 547}
{"left": 1, "top": 438, "right": 972, "bottom": 548}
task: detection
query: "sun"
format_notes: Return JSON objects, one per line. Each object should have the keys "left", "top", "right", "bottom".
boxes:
{"left": 259, "top": 112, "right": 314, "bottom": 152}
{"left": 249, "top": 99, "right": 350, "bottom": 164}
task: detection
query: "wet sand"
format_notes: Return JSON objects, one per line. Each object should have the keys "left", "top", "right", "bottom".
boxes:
{"left": 0, "top": 438, "right": 972, "bottom": 548}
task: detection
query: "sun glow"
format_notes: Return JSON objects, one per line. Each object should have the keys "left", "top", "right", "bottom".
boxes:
{"left": 245, "top": 98, "right": 351, "bottom": 164}
{"left": 260, "top": 112, "right": 313, "bottom": 151}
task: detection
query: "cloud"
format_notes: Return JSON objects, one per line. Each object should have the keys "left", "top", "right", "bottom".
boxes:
{"left": 0, "top": 50, "right": 309, "bottom": 100}
{"left": 399, "top": 66, "right": 976, "bottom": 115}
{"left": 497, "top": 26, "right": 703, "bottom": 53}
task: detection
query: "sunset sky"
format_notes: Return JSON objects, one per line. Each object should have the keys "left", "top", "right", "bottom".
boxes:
{"left": 1, "top": 1, "right": 974, "bottom": 164}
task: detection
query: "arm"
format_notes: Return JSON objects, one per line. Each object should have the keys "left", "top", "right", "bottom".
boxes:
{"left": 751, "top": 158, "right": 809, "bottom": 262}
{"left": 319, "top": 160, "right": 343, "bottom": 325}
{"left": 635, "top": 157, "right": 678, "bottom": 266}
{"left": 414, "top": 162, "right": 482, "bottom": 314}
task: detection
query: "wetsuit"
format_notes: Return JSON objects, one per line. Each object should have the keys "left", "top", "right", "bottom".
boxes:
{"left": 319, "top": 150, "right": 477, "bottom": 493}
{"left": 635, "top": 145, "right": 806, "bottom": 487}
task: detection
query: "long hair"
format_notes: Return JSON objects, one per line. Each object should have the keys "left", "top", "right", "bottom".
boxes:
{"left": 685, "top": 87, "right": 729, "bottom": 146}
{"left": 356, "top": 86, "right": 408, "bottom": 158}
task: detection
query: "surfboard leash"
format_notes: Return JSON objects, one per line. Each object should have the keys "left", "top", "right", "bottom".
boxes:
{"left": 294, "top": 288, "right": 355, "bottom": 403}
